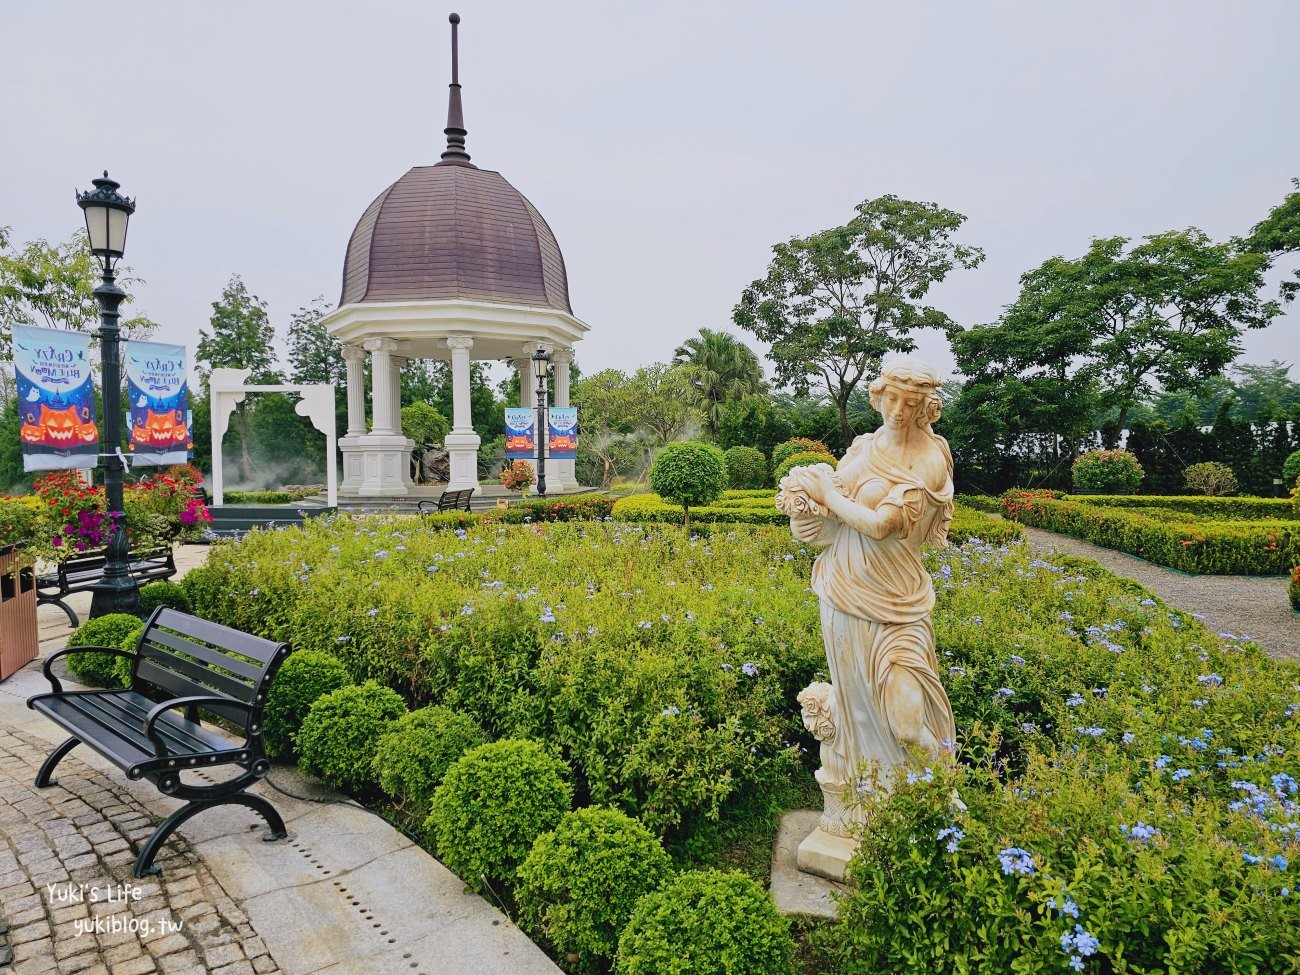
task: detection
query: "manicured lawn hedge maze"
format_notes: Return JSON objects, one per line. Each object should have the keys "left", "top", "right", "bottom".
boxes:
{"left": 182, "top": 515, "right": 1299, "bottom": 973}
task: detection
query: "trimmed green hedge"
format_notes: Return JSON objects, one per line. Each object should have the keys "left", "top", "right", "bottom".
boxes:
{"left": 1002, "top": 493, "right": 1299, "bottom": 574}
{"left": 1072, "top": 495, "right": 1299, "bottom": 521}
{"left": 613, "top": 492, "right": 1023, "bottom": 545}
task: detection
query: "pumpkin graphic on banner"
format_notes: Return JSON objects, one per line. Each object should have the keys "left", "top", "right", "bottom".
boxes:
{"left": 126, "top": 341, "right": 190, "bottom": 466}
{"left": 12, "top": 325, "right": 99, "bottom": 471}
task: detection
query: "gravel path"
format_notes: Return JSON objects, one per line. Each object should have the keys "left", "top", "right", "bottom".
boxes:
{"left": 1020, "top": 526, "right": 1300, "bottom": 663}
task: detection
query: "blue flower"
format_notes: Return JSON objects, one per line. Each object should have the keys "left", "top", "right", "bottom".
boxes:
{"left": 1271, "top": 855, "right": 1289, "bottom": 871}
{"left": 1243, "top": 853, "right": 1263, "bottom": 865}
{"left": 461, "top": 604, "right": 474, "bottom": 616}
{"left": 906, "top": 767, "right": 935, "bottom": 785}
{"left": 366, "top": 607, "right": 379, "bottom": 617}
{"left": 936, "top": 826, "right": 964, "bottom": 853}
{"left": 1171, "top": 768, "right": 1192, "bottom": 782}
{"left": 1009, "top": 655, "right": 1025, "bottom": 666}
{"left": 660, "top": 706, "right": 680, "bottom": 717}
{"left": 1121, "top": 821, "right": 1159, "bottom": 844}
{"left": 1068, "top": 956, "right": 1084, "bottom": 972}
{"left": 539, "top": 608, "right": 556, "bottom": 623}
{"left": 1121, "top": 732, "right": 1136, "bottom": 745}
{"left": 1066, "top": 693, "right": 1084, "bottom": 707}
{"left": 741, "top": 662, "right": 759, "bottom": 677}
{"left": 1075, "top": 727, "right": 1106, "bottom": 738}
{"left": 997, "top": 847, "right": 1035, "bottom": 876}
{"left": 994, "top": 687, "right": 1015, "bottom": 701}
{"left": 1154, "top": 755, "right": 1171, "bottom": 770}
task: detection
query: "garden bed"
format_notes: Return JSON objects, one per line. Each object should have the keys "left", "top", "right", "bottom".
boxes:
{"left": 174, "top": 515, "right": 1300, "bottom": 973}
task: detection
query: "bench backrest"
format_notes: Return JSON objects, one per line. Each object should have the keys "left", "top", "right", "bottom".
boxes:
{"left": 131, "top": 608, "right": 289, "bottom": 729}
{"left": 438, "top": 489, "right": 473, "bottom": 508}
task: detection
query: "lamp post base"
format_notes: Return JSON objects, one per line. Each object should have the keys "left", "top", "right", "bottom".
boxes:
{"left": 89, "top": 577, "right": 142, "bottom": 620}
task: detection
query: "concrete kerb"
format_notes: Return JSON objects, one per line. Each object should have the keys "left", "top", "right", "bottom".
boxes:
{"left": 4, "top": 541, "right": 562, "bottom": 975}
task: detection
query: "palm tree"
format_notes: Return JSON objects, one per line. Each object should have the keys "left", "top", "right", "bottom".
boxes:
{"left": 673, "top": 328, "right": 769, "bottom": 436}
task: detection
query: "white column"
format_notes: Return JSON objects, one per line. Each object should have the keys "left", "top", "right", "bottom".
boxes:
{"left": 365, "top": 338, "right": 398, "bottom": 436}
{"left": 390, "top": 356, "right": 407, "bottom": 434}
{"left": 444, "top": 335, "right": 481, "bottom": 492}
{"left": 342, "top": 345, "right": 367, "bottom": 435}
{"left": 549, "top": 347, "right": 578, "bottom": 492}
{"left": 552, "top": 347, "right": 573, "bottom": 407}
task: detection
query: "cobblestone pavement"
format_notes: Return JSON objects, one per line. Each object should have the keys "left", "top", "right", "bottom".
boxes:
{"left": 1021, "top": 526, "right": 1300, "bottom": 662}
{"left": 0, "top": 725, "right": 281, "bottom": 975}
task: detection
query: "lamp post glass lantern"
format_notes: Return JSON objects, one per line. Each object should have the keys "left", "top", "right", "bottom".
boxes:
{"left": 532, "top": 346, "right": 550, "bottom": 497}
{"left": 76, "top": 172, "right": 141, "bottom": 618}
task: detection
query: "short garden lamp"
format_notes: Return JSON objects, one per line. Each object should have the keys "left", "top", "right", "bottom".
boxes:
{"left": 532, "top": 346, "right": 550, "bottom": 497}
{"left": 76, "top": 172, "right": 141, "bottom": 618}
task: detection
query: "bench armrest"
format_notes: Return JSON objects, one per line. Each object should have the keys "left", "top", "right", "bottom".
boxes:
{"left": 41, "top": 646, "right": 136, "bottom": 695}
{"left": 143, "top": 696, "right": 256, "bottom": 758}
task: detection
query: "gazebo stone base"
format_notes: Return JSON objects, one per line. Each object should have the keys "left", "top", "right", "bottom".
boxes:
{"left": 445, "top": 430, "right": 482, "bottom": 492}
{"left": 340, "top": 434, "right": 413, "bottom": 496}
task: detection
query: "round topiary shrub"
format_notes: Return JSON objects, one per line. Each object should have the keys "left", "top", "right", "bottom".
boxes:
{"left": 372, "top": 706, "right": 488, "bottom": 821}
{"left": 616, "top": 869, "right": 796, "bottom": 975}
{"left": 1071, "top": 448, "right": 1144, "bottom": 494}
{"left": 1283, "top": 449, "right": 1300, "bottom": 491}
{"left": 773, "top": 450, "right": 837, "bottom": 484}
{"left": 64, "top": 614, "right": 145, "bottom": 688}
{"left": 296, "top": 680, "right": 407, "bottom": 792}
{"left": 648, "top": 441, "right": 728, "bottom": 530}
{"left": 1182, "top": 461, "right": 1238, "bottom": 497}
{"left": 138, "top": 580, "right": 192, "bottom": 616}
{"left": 771, "top": 437, "right": 830, "bottom": 470}
{"left": 263, "top": 650, "right": 355, "bottom": 760}
{"left": 516, "top": 807, "right": 673, "bottom": 971}
{"left": 426, "top": 739, "right": 572, "bottom": 891}
{"left": 722, "top": 446, "right": 768, "bottom": 490}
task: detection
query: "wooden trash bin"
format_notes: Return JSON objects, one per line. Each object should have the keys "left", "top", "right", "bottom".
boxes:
{"left": 1, "top": 545, "right": 39, "bottom": 680}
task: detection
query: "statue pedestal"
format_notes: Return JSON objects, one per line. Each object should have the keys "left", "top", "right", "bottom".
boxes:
{"left": 796, "top": 826, "right": 859, "bottom": 883}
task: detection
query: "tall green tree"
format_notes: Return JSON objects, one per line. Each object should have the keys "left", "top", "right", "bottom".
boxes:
{"left": 672, "top": 328, "right": 768, "bottom": 436}
{"left": 1247, "top": 177, "right": 1300, "bottom": 304}
{"left": 286, "top": 296, "right": 342, "bottom": 385}
{"left": 0, "top": 227, "right": 157, "bottom": 359}
{"left": 196, "top": 275, "right": 280, "bottom": 482}
{"left": 994, "top": 231, "right": 1279, "bottom": 440}
{"left": 733, "top": 195, "right": 984, "bottom": 443}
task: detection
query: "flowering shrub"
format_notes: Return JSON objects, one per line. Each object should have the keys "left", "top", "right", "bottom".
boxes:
{"left": 499, "top": 459, "right": 537, "bottom": 495}
{"left": 1071, "top": 449, "right": 1144, "bottom": 494}
{"left": 1290, "top": 565, "right": 1300, "bottom": 612}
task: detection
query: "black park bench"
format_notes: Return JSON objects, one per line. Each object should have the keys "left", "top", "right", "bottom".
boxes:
{"left": 417, "top": 487, "right": 475, "bottom": 515}
{"left": 36, "top": 543, "right": 177, "bottom": 628}
{"left": 27, "top": 607, "right": 291, "bottom": 877}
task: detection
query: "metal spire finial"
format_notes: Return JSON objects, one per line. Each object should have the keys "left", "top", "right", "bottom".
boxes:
{"left": 437, "top": 12, "right": 475, "bottom": 167}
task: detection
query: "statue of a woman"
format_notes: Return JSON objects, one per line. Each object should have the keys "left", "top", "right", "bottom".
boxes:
{"left": 777, "top": 357, "right": 957, "bottom": 879}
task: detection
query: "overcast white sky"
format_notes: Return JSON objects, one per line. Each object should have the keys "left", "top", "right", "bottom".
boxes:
{"left": 3, "top": 0, "right": 1296, "bottom": 387}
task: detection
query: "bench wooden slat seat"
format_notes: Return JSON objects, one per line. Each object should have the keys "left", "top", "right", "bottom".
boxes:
{"left": 36, "top": 544, "right": 177, "bottom": 628}
{"left": 417, "top": 487, "right": 474, "bottom": 515}
{"left": 27, "top": 607, "right": 291, "bottom": 877}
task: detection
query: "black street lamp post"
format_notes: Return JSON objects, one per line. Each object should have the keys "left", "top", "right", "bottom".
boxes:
{"left": 532, "top": 346, "right": 550, "bottom": 497}
{"left": 77, "top": 172, "right": 141, "bottom": 619}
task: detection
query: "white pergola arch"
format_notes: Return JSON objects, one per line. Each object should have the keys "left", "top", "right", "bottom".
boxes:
{"left": 209, "top": 368, "right": 338, "bottom": 507}
{"left": 322, "top": 297, "right": 587, "bottom": 497}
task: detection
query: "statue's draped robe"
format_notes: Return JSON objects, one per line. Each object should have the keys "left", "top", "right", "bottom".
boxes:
{"left": 809, "top": 431, "right": 957, "bottom": 802}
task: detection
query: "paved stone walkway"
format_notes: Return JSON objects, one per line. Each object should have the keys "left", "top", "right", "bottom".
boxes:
{"left": 1021, "top": 526, "right": 1300, "bottom": 662}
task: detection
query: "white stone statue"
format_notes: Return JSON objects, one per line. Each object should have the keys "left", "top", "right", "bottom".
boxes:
{"left": 776, "top": 357, "right": 958, "bottom": 881}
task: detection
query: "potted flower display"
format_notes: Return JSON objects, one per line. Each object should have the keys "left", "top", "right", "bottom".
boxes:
{"left": 499, "top": 459, "right": 537, "bottom": 499}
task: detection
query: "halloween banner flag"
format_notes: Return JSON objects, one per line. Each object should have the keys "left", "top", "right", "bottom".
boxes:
{"left": 547, "top": 407, "right": 578, "bottom": 460}
{"left": 504, "top": 408, "right": 535, "bottom": 459}
{"left": 126, "top": 341, "right": 190, "bottom": 466}
{"left": 12, "top": 324, "right": 99, "bottom": 471}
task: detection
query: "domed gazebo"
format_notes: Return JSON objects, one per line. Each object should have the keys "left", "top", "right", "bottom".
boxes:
{"left": 323, "top": 13, "right": 588, "bottom": 496}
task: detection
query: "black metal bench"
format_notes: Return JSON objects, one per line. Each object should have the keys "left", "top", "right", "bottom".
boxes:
{"left": 417, "top": 487, "right": 475, "bottom": 515}
{"left": 27, "top": 607, "right": 291, "bottom": 877}
{"left": 37, "top": 544, "right": 177, "bottom": 627}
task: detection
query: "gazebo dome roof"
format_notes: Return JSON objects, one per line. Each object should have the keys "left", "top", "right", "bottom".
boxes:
{"left": 340, "top": 165, "right": 572, "bottom": 314}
